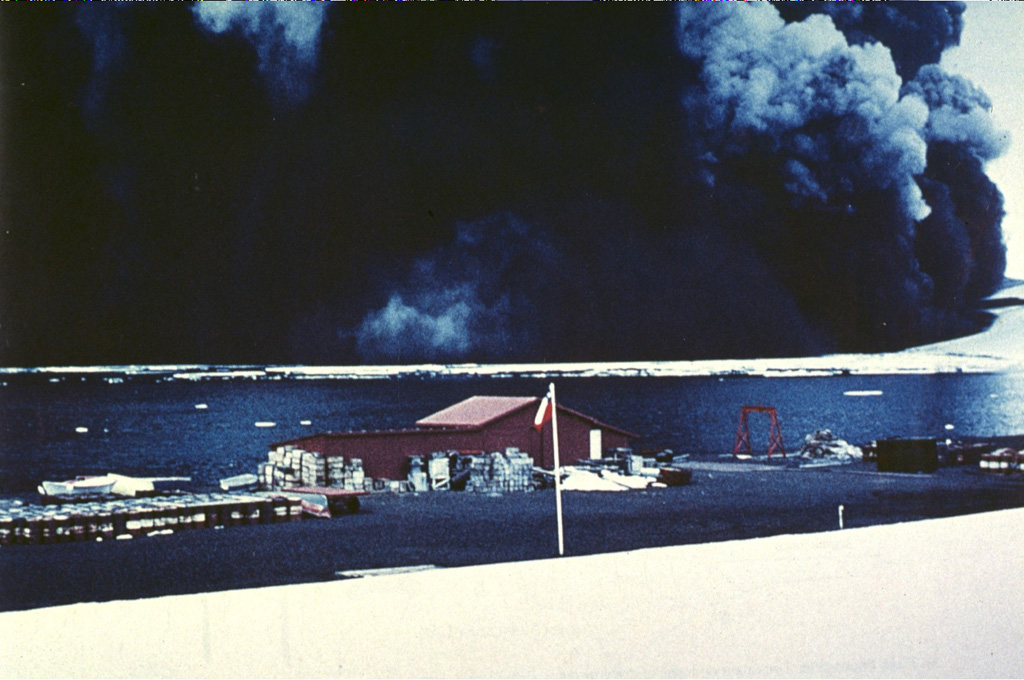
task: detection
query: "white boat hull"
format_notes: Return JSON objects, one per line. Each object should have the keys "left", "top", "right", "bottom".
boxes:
{"left": 38, "top": 476, "right": 117, "bottom": 496}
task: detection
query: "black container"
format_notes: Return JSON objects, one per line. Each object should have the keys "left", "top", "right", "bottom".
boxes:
{"left": 876, "top": 438, "right": 938, "bottom": 473}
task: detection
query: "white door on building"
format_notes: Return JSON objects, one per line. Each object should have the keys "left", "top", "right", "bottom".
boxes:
{"left": 589, "top": 429, "right": 602, "bottom": 460}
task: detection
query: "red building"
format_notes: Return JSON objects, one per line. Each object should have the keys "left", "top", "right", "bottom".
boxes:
{"left": 273, "top": 396, "right": 638, "bottom": 481}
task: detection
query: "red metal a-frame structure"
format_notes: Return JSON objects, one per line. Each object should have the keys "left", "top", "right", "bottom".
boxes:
{"left": 732, "top": 405, "right": 786, "bottom": 459}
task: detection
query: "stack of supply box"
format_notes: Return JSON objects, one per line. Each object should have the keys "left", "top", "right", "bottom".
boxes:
{"left": 259, "top": 445, "right": 366, "bottom": 491}
{"left": 465, "top": 448, "right": 535, "bottom": 494}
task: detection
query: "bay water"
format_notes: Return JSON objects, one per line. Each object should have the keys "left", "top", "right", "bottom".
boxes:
{"left": 2, "top": 369, "right": 1023, "bottom": 494}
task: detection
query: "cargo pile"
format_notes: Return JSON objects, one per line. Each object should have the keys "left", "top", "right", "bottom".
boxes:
{"left": 259, "top": 446, "right": 367, "bottom": 492}
{"left": 799, "top": 429, "right": 863, "bottom": 462}
{"left": 0, "top": 493, "right": 302, "bottom": 547}
{"left": 427, "top": 453, "right": 451, "bottom": 490}
{"left": 465, "top": 448, "right": 535, "bottom": 494}
{"left": 979, "top": 448, "right": 1022, "bottom": 473}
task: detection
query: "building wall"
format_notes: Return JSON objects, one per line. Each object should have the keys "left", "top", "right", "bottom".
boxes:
{"left": 283, "top": 430, "right": 479, "bottom": 481}
{"left": 279, "top": 405, "right": 633, "bottom": 480}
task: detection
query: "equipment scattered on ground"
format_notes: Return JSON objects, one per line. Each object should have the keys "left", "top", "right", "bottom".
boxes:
{"left": 799, "top": 429, "right": 863, "bottom": 463}
{"left": 979, "top": 448, "right": 1022, "bottom": 474}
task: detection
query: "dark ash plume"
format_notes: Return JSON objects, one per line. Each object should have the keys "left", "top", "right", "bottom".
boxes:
{"left": 345, "top": 3, "right": 1010, "bottom": 363}
{"left": 74, "top": 4, "right": 127, "bottom": 128}
{"left": 0, "top": 5, "right": 1011, "bottom": 366}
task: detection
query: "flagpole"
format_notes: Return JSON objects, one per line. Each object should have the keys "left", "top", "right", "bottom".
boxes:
{"left": 550, "top": 382, "right": 565, "bottom": 557}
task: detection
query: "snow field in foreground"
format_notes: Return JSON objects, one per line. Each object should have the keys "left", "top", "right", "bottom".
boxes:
{"left": 2, "top": 508, "right": 1022, "bottom": 678}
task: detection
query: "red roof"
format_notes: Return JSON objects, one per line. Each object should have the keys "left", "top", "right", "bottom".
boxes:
{"left": 416, "top": 396, "right": 537, "bottom": 429}
{"left": 415, "top": 395, "right": 638, "bottom": 438}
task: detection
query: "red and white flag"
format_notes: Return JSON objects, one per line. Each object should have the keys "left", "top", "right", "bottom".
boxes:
{"left": 533, "top": 389, "right": 553, "bottom": 431}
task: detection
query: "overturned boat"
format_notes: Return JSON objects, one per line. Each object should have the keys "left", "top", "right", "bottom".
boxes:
{"left": 38, "top": 475, "right": 116, "bottom": 497}
{"left": 39, "top": 474, "right": 194, "bottom": 498}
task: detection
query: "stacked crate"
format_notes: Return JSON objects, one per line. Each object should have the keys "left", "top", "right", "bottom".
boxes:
{"left": 466, "top": 448, "right": 535, "bottom": 494}
{"left": 259, "top": 445, "right": 367, "bottom": 491}
{"left": 506, "top": 449, "right": 534, "bottom": 492}
{"left": 330, "top": 457, "right": 365, "bottom": 491}
{"left": 328, "top": 457, "right": 347, "bottom": 487}
{"left": 301, "top": 451, "right": 327, "bottom": 487}
{"left": 260, "top": 445, "right": 304, "bottom": 489}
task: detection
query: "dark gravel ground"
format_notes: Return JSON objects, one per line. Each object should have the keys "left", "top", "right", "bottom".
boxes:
{"left": 2, "top": 461, "right": 1024, "bottom": 613}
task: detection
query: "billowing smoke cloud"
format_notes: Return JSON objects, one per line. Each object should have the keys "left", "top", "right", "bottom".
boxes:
{"left": 352, "top": 2, "right": 1007, "bottom": 362}
{"left": 905, "top": 65, "right": 1009, "bottom": 162}
{"left": 356, "top": 288, "right": 504, "bottom": 363}
{"left": 191, "top": 2, "right": 328, "bottom": 105}
{"left": 355, "top": 215, "right": 548, "bottom": 363}
{"left": 776, "top": 3, "right": 965, "bottom": 81}
{"left": 1, "top": 5, "right": 1011, "bottom": 366}
{"left": 678, "top": 3, "right": 932, "bottom": 223}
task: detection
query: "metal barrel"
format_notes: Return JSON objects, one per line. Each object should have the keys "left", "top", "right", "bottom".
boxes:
{"left": 0, "top": 515, "right": 13, "bottom": 546}
{"left": 52, "top": 514, "right": 70, "bottom": 543}
{"left": 39, "top": 514, "right": 55, "bottom": 544}
{"left": 235, "top": 501, "right": 249, "bottom": 526}
{"left": 68, "top": 513, "right": 86, "bottom": 542}
{"left": 271, "top": 496, "right": 288, "bottom": 523}
{"left": 139, "top": 507, "right": 156, "bottom": 534}
{"left": 177, "top": 505, "right": 192, "bottom": 530}
{"left": 229, "top": 503, "right": 243, "bottom": 527}
{"left": 97, "top": 511, "right": 114, "bottom": 539}
{"left": 82, "top": 509, "right": 99, "bottom": 541}
{"left": 21, "top": 515, "right": 40, "bottom": 545}
{"left": 111, "top": 508, "right": 128, "bottom": 537}
{"left": 10, "top": 516, "right": 26, "bottom": 545}
{"left": 164, "top": 505, "right": 179, "bottom": 530}
{"left": 204, "top": 503, "right": 220, "bottom": 529}
{"left": 125, "top": 508, "right": 142, "bottom": 536}
{"left": 248, "top": 501, "right": 262, "bottom": 525}
{"left": 150, "top": 506, "right": 166, "bottom": 532}
{"left": 288, "top": 498, "right": 302, "bottom": 521}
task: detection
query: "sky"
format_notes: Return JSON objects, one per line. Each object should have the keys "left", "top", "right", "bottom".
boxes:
{"left": 0, "top": 3, "right": 1018, "bottom": 367}
{"left": 940, "top": 2, "right": 1024, "bottom": 279}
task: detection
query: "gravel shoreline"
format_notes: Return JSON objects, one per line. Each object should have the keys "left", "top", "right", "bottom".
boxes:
{"left": 2, "top": 461, "right": 1024, "bottom": 613}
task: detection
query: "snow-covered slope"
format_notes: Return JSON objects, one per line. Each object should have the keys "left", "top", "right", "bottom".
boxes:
{"left": 903, "top": 281, "right": 1024, "bottom": 364}
{"left": 3, "top": 508, "right": 1023, "bottom": 678}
